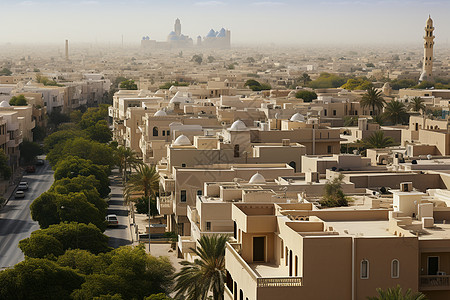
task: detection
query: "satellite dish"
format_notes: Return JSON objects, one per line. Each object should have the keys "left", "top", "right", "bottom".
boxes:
{"left": 427, "top": 154, "right": 432, "bottom": 160}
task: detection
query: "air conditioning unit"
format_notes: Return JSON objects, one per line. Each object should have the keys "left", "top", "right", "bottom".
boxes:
{"left": 400, "top": 182, "right": 413, "bottom": 192}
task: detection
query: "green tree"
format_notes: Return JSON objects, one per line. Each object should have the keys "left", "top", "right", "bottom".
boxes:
{"left": 43, "top": 129, "right": 86, "bottom": 152}
{"left": 124, "top": 164, "right": 159, "bottom": 203}
{"left": 308, "top": 72, "right": 347, "bottom": 89}
{"left": 53, "top": 156, "right": 110, "bottom": 198}
{"left": 192, "top": 54, "right": 203, "bottom": 65}
{"left": 115, "top": 146, "right": 142, "bottom": 181}
{"left": 57, "top": 249, "right": 102, "bottom": 275}
{"left": 0, "top": 67, "right": 12, "bottom": 76}
{"left": 321, "top": 174, "right": 349, "bottom": 207}
{"left": 0, "top": 258, "right": 84, "bottom": 300}
{"left": 9, "top": 94, "right": 28, "bottom": 106}
{"left": 389, "top": 79, "right": 416, "bottom": 90}
{"left": 384, "top": 100, "right": 408, "bottom": 125}
{"left": 48, "top": 110, "right": 71, "bottom": 127}
{"left": 85, "top": 120, "right": 112, "bottom": 143}
{"left": 363, "top": 131, "right": 395, "bottom": 149}
{"left": 135, "top": 196, "right": 158, "bottom": 217}
{"left": 19, "top": 140, "right": 42, "bottom": 163}
{"left": 344, "top": 116, "right": 358, "bottom": 127}
{"left": 360, "top": 87, "right": 386, "bottom": 116}
{"left": 174, "top": 235, "right": 228, "bottom": 300}
{"left": 145, "top": 293, "right": 173, "bottom": 300}
{"left": 301, "top": 73, "right": 311, "bottom": 85}
{"left": 31, "top": 191, "right": 107, "bottom": 231}
{"left": 295, "top": 90, "right": 317, "bottom": 102}
{"left": 78, "top": 105, "right": 109, "bottom": 130}
{"left": 367, "top": 285, "right": 427, "bottom": 300}
{"left": 0, "top": 149, "right": 11, "bottom": 180}
{"left": 159, "top": 81, "right": 189, "bottom": 89}
{"left": 70, "top": 110, "right": 83, "bottom": 123}
{"left": 71, "top": 246, "right": 174, "bottom": 300}
{"left": 21, "top": 222, "right": 110, "bottom": 256}
{"left": 119, "top": 79, "right": 137, "bottom": 90}
{"left": 18, "top": 233, "right": 64, "bottom": 259}
{"left": 48, "top": 137, "right": 115, "bottom": 169}
{"left": 341, "top": 78, "right": 373, "bottom": 90}
{"left": 408, "top": 97, "right": 426, "bottom": 113}
{"left": 33, "top": 125, "right": 47, "bottom": 142}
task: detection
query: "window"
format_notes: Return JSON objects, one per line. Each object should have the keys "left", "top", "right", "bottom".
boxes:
{"left": 333, "top": 110, "right": 336, "bottom": 116}
{"left": 288, "top": 161, "right": 296, "bottom": 172}
{"left": 295, "top": 255, "right": 298, "bottom": 276}
{"left": 181, "top": 163, "right": 186, "bottom": 167}
{"left": 240, "top": 290, "right": 243, "bottom": 300}
{"left": 166, "top": 130, "right": 170, "bottom": 136}
{"left": 391, "top": 259, "right": 399, "bottom": 278}
{"left": 233, "top": 221, "right": 237, "bottom": 239}
{"left": 162, "top": 131, "right": 165, "bottom": 136}
{"left": 327, "top": 145, "right": 332, "bottom": 154}
{"left": 324, "top": 109, "right": 327, "bottom": 116}
{"left": 180, "top": 190, "right": 186, "bottom": 203}
{"left": 361, "top": 260, "right": 369, "bottom": 279}
{"left": 206, "top": 222, "right": 211, "bottom": 231}
{"left": 197, "top": 190, "right": 202, "bottom": 196}
{"left": 152, "top": 126, "right": 158, "bottom": 136}
{"left": 234, "top": 144, "right": 240, "bottom": 158}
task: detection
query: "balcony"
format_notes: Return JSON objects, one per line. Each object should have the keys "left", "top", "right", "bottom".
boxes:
{"left": 225, "top": 242, "right": 303, "bottom": 295}
{"left": 157, "top": 195, "right": 173, "bottom": 215}
{"left": 160, "top": 176, "right": 175, "bottom": 192}
{"left": 420, "top": 275, "right": 450, "bottom": 291}
{"left": 178, "top": 235, "right": 196, "bottom": 255}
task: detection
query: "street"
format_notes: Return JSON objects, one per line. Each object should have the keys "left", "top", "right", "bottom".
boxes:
{"left": 0, "top": 162, "right": 54, "bottom": 270}
{"left": 105, "top": 172, "right": 132, "bottom": 248}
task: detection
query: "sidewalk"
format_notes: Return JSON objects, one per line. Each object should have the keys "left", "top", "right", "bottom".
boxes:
{"left": 1, "top": 168, "right": 23, "bottom": 207}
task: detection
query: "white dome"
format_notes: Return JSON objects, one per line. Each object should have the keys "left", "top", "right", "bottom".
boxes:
{"left": 288, "top": 91, "right": 296, "bottom": 97}
{"left": 230, "top": 120, "right": 248, "bottom": 131}
{"left": 173, "top": 135, "right": 191, "bottom": 146}
{"left": 170, "top": 95, "right": 189, "bottom": 104}
{"left": 0, "top": 101, "right": 11, "bottom": 107}
{"left": 0, "top": 101, "right": 10, "bottom": 107}
{"left": 154, "top": 110, "right": 167, "bottom": 117}
{"left": 249, "top": 172, "right": 266, "bottom": 184}
{"left": 290, "top": 113, "right": 305, "bottom": 122}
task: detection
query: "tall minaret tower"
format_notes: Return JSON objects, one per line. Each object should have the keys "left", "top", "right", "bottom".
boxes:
{"left": 420, "top": 15, "right": 435, "bottom": 82}
{"left": 174, "top": 18, "right": 181, "bottom": 36}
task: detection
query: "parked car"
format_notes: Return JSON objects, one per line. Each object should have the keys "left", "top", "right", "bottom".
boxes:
{"left": 14, "top": 191, "right": 25, "bottom": 199}
{"left": 106, "top": 214, "right": 119, "bottom": 227}
{"left": 26, "top": 165, "right": 36, "bottom": 173}
{"left": 17, "top": 181, "right": 28, "bottom": 191}
{"left": 35, "top": 159, "right": 45, "bottom": 166}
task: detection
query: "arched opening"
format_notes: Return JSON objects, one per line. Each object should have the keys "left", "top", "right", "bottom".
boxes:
{"left": 361, "top": 259, "right": 369, "bottom": 279}
{"left": 234, "top": 144, "right": 240, "bottom": 158}
{"left": 153, "top": 126, "right": 158, "bottom": 136}
{"left": 391, "top": 259, "right": 399, "bottom": 278}
{"left": 289, "top": 250, "right": 293, "bottom": 276}
{"left": 288, "top": 161, "right": 296, "bottom": 172}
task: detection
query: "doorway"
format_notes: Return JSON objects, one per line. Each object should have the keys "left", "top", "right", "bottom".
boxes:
{"left": 253, "top": 236, "right": 265, "bottom": 262}
{"left": 428, "top": 256, "right": 439, "bottom": 275}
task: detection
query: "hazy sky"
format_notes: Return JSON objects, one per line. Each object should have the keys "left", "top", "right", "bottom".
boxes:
{"left": 1, "top": 0, "right": 449, "bottom": 46}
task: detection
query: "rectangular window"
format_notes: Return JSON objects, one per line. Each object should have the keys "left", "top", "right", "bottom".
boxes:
{"left": 180, "top": 190, "right": 186, "bottom": 203}
{"left": 333, "top": 110, "right": 336, "bottom": 116}
{"left": 324, "top": 109, "right": 327, "bottom": 116}
{"left": 253, "top": 236, "right": 265, "bottom": 262}
{"left": 361, "top": 260, "right": 369, "bottom": 279}
{"left": 206, "top": 222, "right": 211, "bottom": 231}
{"left": 162, "top": 131, "right": 165, "bottom": 136}
{"left": 327, "top": 145, "right": 332, "bottom": 154}
{"left": 428, "top": 256, "right": 439, "bottom": 275}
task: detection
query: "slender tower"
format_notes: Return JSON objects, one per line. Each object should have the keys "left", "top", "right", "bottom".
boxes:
{"left": 420, "top": 15, "right": 434, "bottom": 82}
{"left": 174, "top": 18, "right": 181, "bottom": 36}
{"left": 65, "top": 40, "right": 69, "bottom": 61}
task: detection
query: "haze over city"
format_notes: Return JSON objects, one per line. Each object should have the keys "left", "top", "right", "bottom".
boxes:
{"left": 1, "top": 0, "right": 450, "bottom": 46}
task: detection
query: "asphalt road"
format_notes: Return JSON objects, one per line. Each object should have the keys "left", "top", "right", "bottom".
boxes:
{"left": 0, "top": 162, "right": 54, "bottom": 270}
{"left": 105, "top": 174, "right": 132, "bottom": 248}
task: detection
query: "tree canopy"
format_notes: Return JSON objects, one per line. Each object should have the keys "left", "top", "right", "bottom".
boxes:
{"left": 384, "top": 100, "right": 408, "bottom": 125}
{"left": 360, "top": 87, "right": 386, "bottom": 116}
{"left": 341, "top": 78, "right": 373, "bottom": 90}
{"left": 363, "top": 131, "right": 395, "bottom": 149}
{"left": 19, "top": 140, "right": 42, "bottom": 163}
{"left": 295, "top": 90, "right": 317, "bottom": 102}
{"left": 119, "top": 79, "right": 137, "bottom": 90}
{"left": 9, "top": 94, "right": 28, "bottom": 106}
{"left": 0, "top": 258, "right": 84, "bottom": 300}
{"left": 244, "top": 79, "right": 271, "bottom": 91}
{"left": 308, "top": 72, "right": 347, "bottom": 89}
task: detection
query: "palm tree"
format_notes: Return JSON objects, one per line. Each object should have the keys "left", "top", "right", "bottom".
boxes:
{"left": 363, "top": 131, "right": 395, "bottom": 149}
{"left": 372, "top": 114, "right": 385, "bottom": 126}
{"left": 360, "top": 87, "right": 386, "bottom": 116}
{"left": 384, "top": 100, "right": 408, "bottom": 125}
{"left": 174, "top": 235, "right": 228, "bottom": 300}
{"left": 115, "top": 146, "right": 141, "bottom": 181}
{"left": 408, "top": 97, "right": 426, "bottom": 114}
{"left": 367, "top": 285, "right": 427, "bottom": 300}
{"left": 124, "top": 164, "right": 159, "bottom": 204}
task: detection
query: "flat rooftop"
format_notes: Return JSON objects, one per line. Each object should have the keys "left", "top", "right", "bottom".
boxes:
{"left": 327, "top": 220, "right": 394, "bottom": 237}
{"left": 250, "top": 262, "right": 286, "bottom": 277}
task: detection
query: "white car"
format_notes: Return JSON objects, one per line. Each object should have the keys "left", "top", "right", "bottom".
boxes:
{"left": 15, "top": 191, "right": 25, "bottom": 199}
{"left": 17, "top": 182, "right": 28, "bottom": 191}
{"left": 106, "top": 214, "right": 119, "bottom": 227}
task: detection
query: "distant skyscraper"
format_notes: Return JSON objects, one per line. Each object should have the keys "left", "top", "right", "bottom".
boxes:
{"left": 174, "top": 18, "right": 181, "bottom": 36}
{"left": 65, "top": 39, "right": 69, "bottom": 61}
{"left": 420, "top": 15, "right": 434, "bottom": 82}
